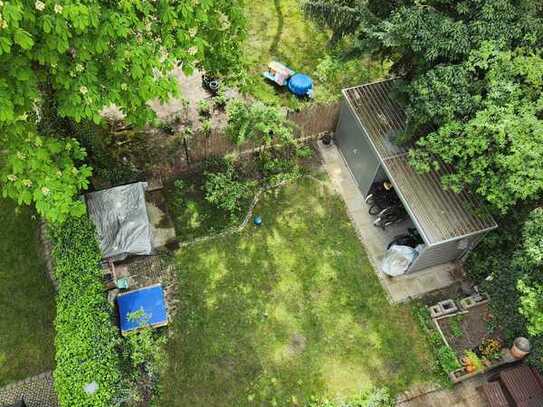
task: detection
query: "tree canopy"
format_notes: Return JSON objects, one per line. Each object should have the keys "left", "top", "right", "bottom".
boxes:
{"left": 304, "top": 0, "right": 543, "bottom": 212}
{"left": 0, "top": 0, "right": 245, "bottom": 222}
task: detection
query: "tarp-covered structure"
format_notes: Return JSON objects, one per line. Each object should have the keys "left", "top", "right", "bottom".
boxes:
{"left": 85, "top": 182, "right": 153, "bottom": 261}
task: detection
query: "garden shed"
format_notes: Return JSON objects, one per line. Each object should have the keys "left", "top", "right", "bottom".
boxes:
{"left": 85, "top": 182, "right": 153, "bottom": 261}
{"left": 335, "top": 79, "right": 497, "bottom": 273}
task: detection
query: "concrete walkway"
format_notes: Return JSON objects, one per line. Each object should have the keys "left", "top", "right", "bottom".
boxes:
{"left": 318, "top": 141, "right": 460, "bottom": 303}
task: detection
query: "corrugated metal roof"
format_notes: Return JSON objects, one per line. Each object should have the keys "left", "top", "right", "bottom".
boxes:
{"left": 343, "top": 79, "right": 497, "bottom": 244}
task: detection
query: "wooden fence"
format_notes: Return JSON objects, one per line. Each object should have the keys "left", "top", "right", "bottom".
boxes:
{"left": 185, "top": 101, "right": 340, "bottom": 167}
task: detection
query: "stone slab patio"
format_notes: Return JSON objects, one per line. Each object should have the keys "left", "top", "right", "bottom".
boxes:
{"left": 318, "top": 141, "right": 461, "bottom": 303}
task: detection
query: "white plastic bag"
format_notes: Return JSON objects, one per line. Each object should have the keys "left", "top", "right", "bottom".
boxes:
{"left": 381, "top": 245, "right": 417, "bottom": 277}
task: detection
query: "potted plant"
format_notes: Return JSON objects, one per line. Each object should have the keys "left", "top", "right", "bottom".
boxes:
{"left": 461, "top": 350, "right": 483, "bottom": 373}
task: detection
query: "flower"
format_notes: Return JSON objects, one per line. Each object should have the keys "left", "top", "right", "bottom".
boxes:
{"left": 120, "top": 83, "right": 128, "bottom": 91}
{"left": 0, "top": 19, "right": 7, "bottom": 30}
{"left": 41, "top": 187, "right": 50, "bottom": 195}
{"left": 75, "top": 63, "right": 84, "bottom": 72}
{"left": 54, "top": 4, "right": 63, "bottom": 14}
{"left": 218, "top": 12, "right": 231, "bottom": 30}
{"left": 188, "top": 46, "right": 198, "bottom": 56}
{"left": 79, "top": 85, "right": 88, "bottom": 95}
{"left": 189, "top": 27, "right": 198, "bottom": 37}
{"left": 35, "top": 0, "right": 45, "bottom": 11}
{"left": 16, "top": 151, "right": 26, "bottom": 160}
{"left": 7, "top": 174, "right": 17, "bottom": 182}
{"left": 22, "top": 179, "right": 32, "bottom": 187}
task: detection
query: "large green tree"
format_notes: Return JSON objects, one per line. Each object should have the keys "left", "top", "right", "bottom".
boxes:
{"left": 0, "top": 0, "right": 245, "bottom": 222}
{"left": 304, "top": 0, "right": 543, "bottom": 212}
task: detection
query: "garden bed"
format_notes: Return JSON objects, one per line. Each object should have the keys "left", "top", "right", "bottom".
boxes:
{"left": 437, "top": 303, "right": 499, "bottom": 358}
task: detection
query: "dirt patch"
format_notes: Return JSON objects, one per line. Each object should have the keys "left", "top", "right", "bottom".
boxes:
{"left": 437, "top": 303, "right": 501, "bottom": 357}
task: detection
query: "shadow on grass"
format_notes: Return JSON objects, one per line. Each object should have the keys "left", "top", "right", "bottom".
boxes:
{"left": 158, "top": 179, "right": 434, "bottom": 406}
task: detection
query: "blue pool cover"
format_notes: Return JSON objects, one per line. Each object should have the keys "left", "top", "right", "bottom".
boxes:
{"left": 117, "top": 284, "right": 168, "bottom": 333}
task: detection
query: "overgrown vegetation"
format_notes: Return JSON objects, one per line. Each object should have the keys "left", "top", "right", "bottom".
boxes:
{"left": 466, "top": 205, "right": 543, "bottom": 371}
{"left": 0, "top": 199, "right": 55, "bottom": 386}
{"left": 412, "top": 304, "right": 460, "bottom": 385}
{"left": 241, "top": 0, "right": 386, "bottom": 108}
{"left": 49, "top": 216, "right": 122, "bottom": 406}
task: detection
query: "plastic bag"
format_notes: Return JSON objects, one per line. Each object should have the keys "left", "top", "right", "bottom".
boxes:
{"left": 381, "top": 245, "right": 418, "bottom": 277}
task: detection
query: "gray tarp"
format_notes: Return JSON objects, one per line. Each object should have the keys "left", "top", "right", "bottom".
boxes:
{"left": 85, "top": 182, "right": 153, "bottom": 261}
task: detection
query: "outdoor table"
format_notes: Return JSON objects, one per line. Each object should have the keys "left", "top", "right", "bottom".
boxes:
{"left": 500, "top": 365, "right": 543, "bottom": 407}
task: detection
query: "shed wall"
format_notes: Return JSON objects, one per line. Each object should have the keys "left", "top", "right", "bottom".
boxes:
{"left": 335, "top": 101, "right": 380, "bottom": 197}
{"left": 409, "top": 235, "right": 479, "bottom": 273}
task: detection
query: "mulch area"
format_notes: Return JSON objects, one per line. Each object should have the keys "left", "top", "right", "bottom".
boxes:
{"left": 437, "top": 303, "right": 500, "bottom": 356}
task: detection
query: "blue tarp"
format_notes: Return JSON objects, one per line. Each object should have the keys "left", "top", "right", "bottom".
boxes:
{"left": 117, "top": 284, "right": 168, "bottom": 333}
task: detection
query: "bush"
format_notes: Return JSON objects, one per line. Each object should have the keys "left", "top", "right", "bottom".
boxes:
{"left": 50, "top": 216, "right": 122, "bottom": 406}
{"left": 204, "top": 161, "right": 256, "bottom": 217}
{"left": 226, "top": 100, "right": 294, "bottom": 145}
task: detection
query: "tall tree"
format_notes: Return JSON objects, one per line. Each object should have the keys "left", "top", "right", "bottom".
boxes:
{"left": 304, "top": 0, "right": 543, "bottom": 211}
{"left": 0, "top": 0, "right": 245, "bottom": 222}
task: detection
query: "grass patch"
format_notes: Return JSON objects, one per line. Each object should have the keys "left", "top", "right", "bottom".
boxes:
{"left": 158, "top": 178, "right": 435, "bottom": 406}
{"left": 242, "top": 0, "right": 388, "bottom": 108}
{"left": 0, "top": 199, "right": 55, "bottom": 386}
{"left": 163, "top": 172, "right": 252, "bottom": 241}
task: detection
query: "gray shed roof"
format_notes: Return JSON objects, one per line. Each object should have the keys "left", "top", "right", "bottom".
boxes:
{"left": 343, "top": 79, "right": 497, "bottom": 244}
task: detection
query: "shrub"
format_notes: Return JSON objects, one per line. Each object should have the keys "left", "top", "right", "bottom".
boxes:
{"left": 204, "top": 162, "right": 256, "bottom": 216}
{"left": 225, "top": 100, "right": 294, "bottom": 145}
{"left": 197, "top": 99, "right": 212, "bottom": 117}
{"left": 50, "top": 216, "right": 122, "bottom": 406}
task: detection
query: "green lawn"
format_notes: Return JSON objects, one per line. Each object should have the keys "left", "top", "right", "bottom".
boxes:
{"left": 158, "top": 178, "right": 434, "bottom": 406}
{"left": 0, "top": 199, "right": 56, "bottom": 386}
{"left": 243, "top": 0, "right": 388, "bottom": 108}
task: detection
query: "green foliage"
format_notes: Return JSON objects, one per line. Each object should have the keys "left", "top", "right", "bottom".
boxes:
{"left": 197, "top": 100, "right": 211, "bottom": 117}
{"left": 0, "top": 0, "right": 245, "bottom": 222}
{"left": 1, "top": 127, "right": 92, "bottom": 223}
{"left": 412, "top": 304, "right": 459, "bottom": 384}
{"left": 204, "top": 161, "right": 256, "bottom": 217}
{"left": 122, "top": 313, "right": 166, "bottom": 403}
{"left": 226, "top": 100, "right": 294, "bottom": 145}
{"left": 307, "top": 0, "right": 543, "bottom": 212}
{"left": 49, "top": 216, "right": 122, "bottom": 406}
{"left": 449, "top": 316, "right": 464, "bottom": 338}
{"left": 520, "top": 208, "right": 543, "bottom": 267}
{"left": 307, "top": 386, "right": 394, "bottom": 407}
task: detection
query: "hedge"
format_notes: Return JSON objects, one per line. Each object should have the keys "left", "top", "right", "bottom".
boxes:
{"left": 50, "top": 216, "right": 122, "bottom": 406}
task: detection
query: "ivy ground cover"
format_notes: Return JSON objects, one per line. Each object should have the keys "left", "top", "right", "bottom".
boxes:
{"left": 158, "top": 178, "right": 434, "bottom": 406}
{"left": 0, "top": 199, "right": 55, "bottom": 386}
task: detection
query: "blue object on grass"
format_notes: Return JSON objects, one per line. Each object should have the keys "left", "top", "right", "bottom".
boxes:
{"left": 117, "top": 284, "right": 168, "bottom": 334}
{"left": 253, "top": 215, "right": 263, "bottom": 226}
{"left": 287, "top": 73, "right": 313, "bottom": 97}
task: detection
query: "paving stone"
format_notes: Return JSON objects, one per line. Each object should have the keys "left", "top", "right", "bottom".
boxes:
{"left": 0, "top": 372, "right": 58, "bottom": 407}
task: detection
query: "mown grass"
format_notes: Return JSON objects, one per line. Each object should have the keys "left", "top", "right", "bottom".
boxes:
{"left": 0, "top": 199, "right": 55, "bottom": 386}
{"left": 242, "top": 0, "right": 388, "bottom": 108}
{"left": 158, "top": 178, "right": 434, "bottom": 406}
